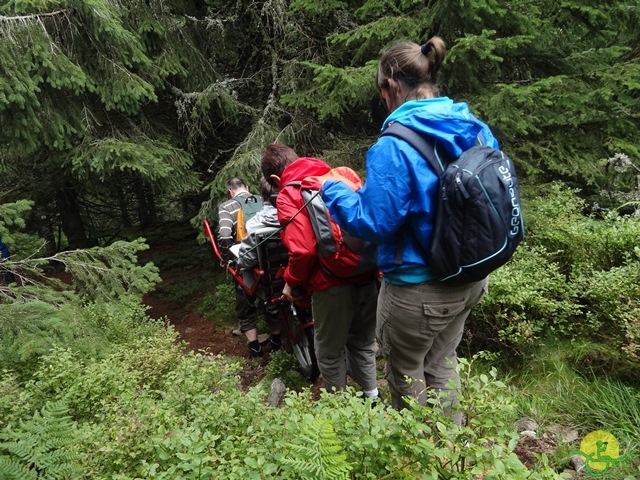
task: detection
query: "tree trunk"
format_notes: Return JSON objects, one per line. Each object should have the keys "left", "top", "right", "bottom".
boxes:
{"left": 145, "top": 187, "right": 157, "bottom": 225}
{"left": 33, "top": 209, "right": 58, "bottom": 255}
{"left": 133, "top": 177, "right": 157, "bottom": 228}
{"left": 55, "top": 185, "right": 92, "bottom": 249}
{"left": 117, "top": 182, "right": 132, "bottom": 227}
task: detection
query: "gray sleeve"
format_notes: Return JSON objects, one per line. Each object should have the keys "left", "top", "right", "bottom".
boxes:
{"left": 237, "top": 234, "right": 258, "bottom": 269}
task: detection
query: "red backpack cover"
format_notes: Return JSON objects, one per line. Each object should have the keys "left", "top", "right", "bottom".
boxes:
{"left": 293, "top": 167, "right": 378, "bottom": 282}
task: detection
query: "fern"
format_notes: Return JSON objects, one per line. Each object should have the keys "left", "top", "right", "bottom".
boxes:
{"left": 281, "top": 417, "right": 351, "bottom": 480}
{"left": 0, "top": 400, "right": 83, "bottom": 478}
{"left": 0, "top": 456, "right": 36, "bottom": 480}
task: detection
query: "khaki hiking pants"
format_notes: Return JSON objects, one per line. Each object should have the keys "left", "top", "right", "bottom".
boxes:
{"left": 377, "top": 277, "right": 488, "bottom": 422}
{"left": 312, "top": 281, "right": 378, "bottom": 393}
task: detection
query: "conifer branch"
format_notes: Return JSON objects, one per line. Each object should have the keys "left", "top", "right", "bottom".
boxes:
{"left": 0, "top": 10, "right": 69, "bottom": 22}
{"left": 0, "top": 240, "right": 159, "bottom": 304}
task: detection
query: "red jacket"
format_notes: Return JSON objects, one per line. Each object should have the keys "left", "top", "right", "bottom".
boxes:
{"left": 277, "top": 157, "right": 365, "bottom": 293}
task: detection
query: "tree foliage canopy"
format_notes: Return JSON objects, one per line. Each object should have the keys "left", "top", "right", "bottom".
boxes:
{"left": 1, "top": 0, "right": 638, "bottom": 244}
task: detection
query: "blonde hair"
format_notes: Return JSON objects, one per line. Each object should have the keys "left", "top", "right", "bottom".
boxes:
{"left": 377, "top": 37, "right": 446, "bottom": 98}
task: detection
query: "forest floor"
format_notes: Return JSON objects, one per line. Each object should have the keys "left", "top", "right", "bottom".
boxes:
{"left": 139, "top": 221, "right": 320, "bottom": 392}
{"left": 143, "top": 260, "right": 243, "bottom": 357}
{"left": 143, "top": 264, "right": 276, "bottom": 391}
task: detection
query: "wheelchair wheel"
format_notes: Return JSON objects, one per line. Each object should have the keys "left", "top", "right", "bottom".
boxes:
{"left": 283, "top": 308, "right": 319, "bottom": 381}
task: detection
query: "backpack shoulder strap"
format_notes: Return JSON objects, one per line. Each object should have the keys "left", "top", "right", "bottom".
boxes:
{"left": 380, "top": 122, "right": 445, "bottom": 175}
{"left": 284, "top": 181, "right": 336, "bottom": 254}
{"left": 233, "top": 194, "right": 260, "bottom": 205}
{"left": 381, "top": 122, "right": 444, "bottom": 266}
{"left": 231, "top": 191, "right": 260, "bottom": 202}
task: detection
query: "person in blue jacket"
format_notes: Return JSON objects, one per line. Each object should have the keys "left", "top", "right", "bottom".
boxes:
{"left": 321, "top": 37, "right": 493, "bottom": 421}
{"left": 0, "top": 237, "right": 14, "bottom": 284}
{"left": 0, "top": 238, "right": 9, "bottom": 260}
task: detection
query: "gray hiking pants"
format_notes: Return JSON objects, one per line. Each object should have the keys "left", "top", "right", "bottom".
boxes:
{"left": 376, "top": 277, "right": 488, "bottom": 421}
{"left": 312, "top": 281, "right": 378, "bottom": 392}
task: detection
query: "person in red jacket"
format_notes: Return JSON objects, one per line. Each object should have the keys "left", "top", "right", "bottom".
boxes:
{"left": 261, "top": 144, "right": 380, "bottom": 400}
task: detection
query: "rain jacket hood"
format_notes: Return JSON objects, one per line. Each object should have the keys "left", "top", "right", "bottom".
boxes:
{"left": 279, "top": 157, "right": 331, "bottom": 188}
{"left": 383, "top": 98, "right": 498, "bottom": 157}
{"left": 246, "top": 203, "right": 279, "bottom": 232}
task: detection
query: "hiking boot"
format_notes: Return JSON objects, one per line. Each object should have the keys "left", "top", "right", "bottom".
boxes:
{"left": 363, "top": 391, "right": 383, "bottom": 409}
{"left": 269, "top": 333, "right": 282, "bottom": 352}
{"left": 249, "top": 345, "right": 263, "bottom": 358}
{"left": 248, "top": 340, "right": 263, "bottom": 358}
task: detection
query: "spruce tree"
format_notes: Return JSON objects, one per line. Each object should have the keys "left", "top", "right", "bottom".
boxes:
{"left": 0, "top": 1, "right": 208, "bottom": 247}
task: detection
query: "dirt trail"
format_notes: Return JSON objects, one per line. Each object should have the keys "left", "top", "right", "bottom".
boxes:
{"left": 143, "top": 293, "right": 244, "bottom": 356}
{"left": 138, "top": 230, "right": 247, "bottom": 358}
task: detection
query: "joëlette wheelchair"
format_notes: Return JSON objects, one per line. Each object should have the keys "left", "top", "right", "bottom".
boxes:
{"left": 203, "top": 219, "right": 319, "bottom": 381}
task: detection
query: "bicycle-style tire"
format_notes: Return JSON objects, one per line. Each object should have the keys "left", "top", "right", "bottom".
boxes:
{"left": 282, "top": 309, "right": 319, "bottom": 381}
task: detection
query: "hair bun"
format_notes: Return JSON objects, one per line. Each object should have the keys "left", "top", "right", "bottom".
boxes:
{"left": 420, "top": 43, "right": 431, "bottom": 56}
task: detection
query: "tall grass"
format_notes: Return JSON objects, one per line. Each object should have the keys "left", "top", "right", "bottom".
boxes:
{"left": 509, "top": 341, "right": 640, "bottom": 477}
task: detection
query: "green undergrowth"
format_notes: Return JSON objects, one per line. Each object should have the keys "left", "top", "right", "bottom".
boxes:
{"left": 468, "top": 183, "right": 640, "bottom": 375}
{"left": 1, "top": 299, "right": 565, "bottom": 479}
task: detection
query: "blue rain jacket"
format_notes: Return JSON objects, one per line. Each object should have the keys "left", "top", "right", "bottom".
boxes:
{"left": 0, "top": 239, "right": 9, "bottom": 259}
{"left": 321, "top": 97, "right": 499, "bottom": 284}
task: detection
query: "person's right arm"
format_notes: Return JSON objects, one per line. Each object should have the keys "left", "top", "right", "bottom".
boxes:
{"left": 322, "top": 137, "right": 423, "bottom": 243}
{"left": 217, "top": 202, "right": 235, "bottom": 263}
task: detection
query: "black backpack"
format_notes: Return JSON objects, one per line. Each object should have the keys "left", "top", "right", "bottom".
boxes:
{"left": 381, "top": 122, "right": 524, "bottom": 283}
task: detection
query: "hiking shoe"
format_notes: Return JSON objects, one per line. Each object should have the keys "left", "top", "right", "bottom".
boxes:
{"left": 249, "top": 345, "right": 263, "bottom": 358}
{"left": 248, "top": 340, "right": 263, "bottom": 358}
{"left": 364, "top": 395, "right": 383, "bottom": 409}
{"left": 270, "top": 339, "right": 282, "bottom": 352}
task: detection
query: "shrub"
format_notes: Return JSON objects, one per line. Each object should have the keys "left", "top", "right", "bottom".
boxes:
{"left": 4, "top": 339, "right": 565, "bottom": 479}
{"left": 208, "top": 280, "right": 237, "bottom": 324}
{"left": 522, "top": 182, "right": 590, "bottom": 275}
{"left": 264, "top": 349, "right": 309, "bottom": 389}
{"left": 572, "top": 252, "right": 640, "bottom": 364}
{"left": 471, "top": 245, "right": 582, "bottom": 352}
{"left": 0, "top": 301, "right": 104, "bottom": 379}
{"left": 474, "top": 182, "right": 640, "bottom": 358}
{"left": 0, "top": 371, "right": 33, "bottom": 430}
{"left": 524, "top": 182, "right": 640, "bottom": 274}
